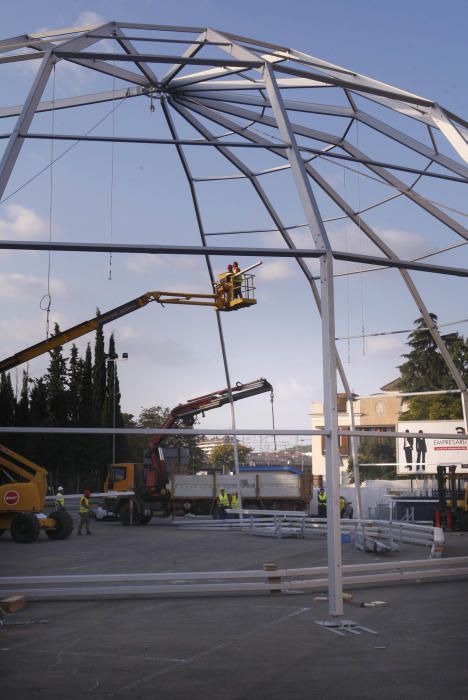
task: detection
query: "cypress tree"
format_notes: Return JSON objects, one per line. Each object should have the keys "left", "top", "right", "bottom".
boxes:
{"left": 102, "top": 334, "right": 125, "bottom": 464}
{"left": 0, "top": 373, "right": 16, "bottom": 427}
{"left": 0, "top": 372, "right": 16, "bottom": 451}
{"left": 16, "top": 371, "right": 30, "bottom": 425}
{"left": 78, "top": 344, "right": 93, "bottom": 426}
{"left": 29, "top": 377, "right": 50, "bottom": 478}
{"left": 46, "top": 323, "right": 68, "bottom": 426}
{"left": 76, "top": 344, "right": 95, "bottom": 490}
{"left": 14, "top": 371, "right": 31, "bottom": 456}
{"left": 45, "top": 323, "right": 69, "bottom": 486}
{"left": 67, "top": 344, "right": 82, "bottom": 425}
{"left": 92, "top": 314, "right": 107, "bottom": 426}
{"left": 399, "top": 314, "right": 468, "bottom": 420}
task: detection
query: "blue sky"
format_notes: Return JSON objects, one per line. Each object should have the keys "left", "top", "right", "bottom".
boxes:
{"left": 1, "top": 1, "right": 467, "bottom": 448}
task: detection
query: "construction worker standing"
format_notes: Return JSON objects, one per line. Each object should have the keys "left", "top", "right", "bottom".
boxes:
{"left": 317, "top": 487, "right": 327, "bottom": 518}
{"left": 232, "top": 261, "right": 243, "bottom": 299}
{"left": 230, "top": 491, "right": 240, "bottom": 519}
{"left": 55, "top": 486, "right": 65, "bottom": 511}
{"left": 78, "top": 489, "right": 92, "bottom": 535}
{"left": 339, "top": 495, "right": 347, "bottom": 518}
{"left": 217, "top": 487, "right": 229, "bottom": 520}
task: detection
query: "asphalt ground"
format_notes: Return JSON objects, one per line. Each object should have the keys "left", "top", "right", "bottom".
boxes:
{"left": 1, "top": 519, "right": 468, "bottom": 700}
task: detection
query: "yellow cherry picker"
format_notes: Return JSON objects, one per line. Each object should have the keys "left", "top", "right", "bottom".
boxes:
{"left": 0, "top": 262, "right": 261, "bottom": 374}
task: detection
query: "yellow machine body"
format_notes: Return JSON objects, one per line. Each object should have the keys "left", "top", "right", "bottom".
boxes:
{"left": 0, "top": 443, "right": 73, "bottom": 540}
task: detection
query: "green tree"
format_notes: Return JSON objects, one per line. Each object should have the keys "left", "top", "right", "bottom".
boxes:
{"left": 210, "top": 442, "right": 252, "bottom": 473}
{"left": 14, "top": 371, "right": 31, "bottom": 456}
{"left": 15, "top": 371, "right": 30, "bottom": 426}
{"left": 102, "top": 334, "right": 126, "bottom": 462}
{"left": 92, "top": 314, "right": 106, "bottom": 425}
{"left": 0, "top": 372, "right": 17, "bottom": 451}
{"left": 46, "top": 323, "right": 68, "bottom": 426}
{"left": 67, "top": 344, "right": 82, "bottom": 425}
{"left": 78, "top": 344, "right": 93, "bottom": 426}
{"left": 28, "top": 377, "right": 50, "bottom": 479}
{"left": 347, "top": 436, "right": 396, "bottom": 483}
{"left": 0, "top": 372, "right": 16, "bottom": 427}
{"left": 399, "top": 314, "right": 468, "bottom": 420}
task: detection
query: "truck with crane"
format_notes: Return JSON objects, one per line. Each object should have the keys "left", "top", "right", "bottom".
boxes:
{"left": 102, "top": 378, "right": 281, "bottom": 523}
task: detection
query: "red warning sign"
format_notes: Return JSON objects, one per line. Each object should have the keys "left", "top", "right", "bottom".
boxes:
{"left": 4, "top": 490, "right": 19, "bottom": 506}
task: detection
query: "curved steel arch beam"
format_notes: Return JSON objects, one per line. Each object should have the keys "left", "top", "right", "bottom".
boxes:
{"left": 172, "top": 93, "right": 468, "bottom": 405}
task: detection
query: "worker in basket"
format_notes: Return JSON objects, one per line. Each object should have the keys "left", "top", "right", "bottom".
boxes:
{"left": 232, "top": 261, "right": 243, "bottom": 299}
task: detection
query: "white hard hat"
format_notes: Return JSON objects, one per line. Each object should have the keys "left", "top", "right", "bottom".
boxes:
{"left": 57, "top": 486, "right": 64, "bottom": 492}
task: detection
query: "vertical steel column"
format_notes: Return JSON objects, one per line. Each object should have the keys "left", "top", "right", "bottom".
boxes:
{"left": 0, "top": 50, "right": 55, "bottom": 200}
{"left": 263, "top": 62, "right": 343, "bottom": 616}
{"left": 321, "top": 252, "right": 343, "bottom": 615}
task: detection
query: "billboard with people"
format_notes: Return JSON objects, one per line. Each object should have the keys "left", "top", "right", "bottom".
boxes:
{"left": 397, "top": 420, "right": 468, "bottom": 475}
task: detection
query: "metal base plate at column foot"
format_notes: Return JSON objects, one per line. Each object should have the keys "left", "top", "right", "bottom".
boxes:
{"left": 315, "top": 619, "right": 378, "bottom": 636}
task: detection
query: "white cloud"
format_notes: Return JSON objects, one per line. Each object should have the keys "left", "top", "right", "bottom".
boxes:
{"left": 376, "top": 227, "right": 425, "bottom": 255}
{"left": 125, "top": 254, "right": 201, "bottom": 274}
{"left": 0, "top": 318, "right": 37, "bottom": 347}
{"left": 0, "top": 204, "right": 48, "bottom": 240}
{"left": 366, "top": 334, "right": 405, "bottom": 354}
{"left": 126, "top": 255, "right": 167, "bottom": 274}
{"left": 20, "top": 11, "right": 108, "bottom": 82}
{"left": 276, "top": 377, "right": 311, "bottom": 401}
{"left": 0, "top": 273, "right": 66, "bottom": 299}
{"left": 258, "top": 261, "right": 295, "bottom": 281}
{"left": 75, "top": 11, "right": 106, "bottom": 27}
{"left": 115, "top": 325, "right": 139, "bottom": 342}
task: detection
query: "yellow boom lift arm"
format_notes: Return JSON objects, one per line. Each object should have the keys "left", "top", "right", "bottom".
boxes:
{"left": 0, "top": 262, "right": 261, "bottom": 374}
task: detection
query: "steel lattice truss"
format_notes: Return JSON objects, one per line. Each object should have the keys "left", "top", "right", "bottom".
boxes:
{"left": 1, "top": 21, "right": 468, "bottom": 615}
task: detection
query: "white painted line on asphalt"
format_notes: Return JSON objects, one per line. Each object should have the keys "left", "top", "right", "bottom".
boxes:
{"left": 103, "top": 606, "right": 311, "bottom": 698}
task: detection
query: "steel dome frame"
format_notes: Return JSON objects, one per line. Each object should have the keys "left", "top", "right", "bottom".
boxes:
{"left": 1, "top": 21, "right": 467, "bottom": 616}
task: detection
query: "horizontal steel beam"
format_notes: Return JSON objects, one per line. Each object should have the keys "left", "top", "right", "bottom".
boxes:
{"left": 2, "top": 565, "right": 467, "bottom": 601}
{"left": 0, "top": 87, "right": 145, "bottom": 119}
{"left": 0, "top": 240, "right": 324, "bottom": 257}
{"left": 1, "top": 240, "right": 468, "bottom": 278}
{"left": 6, "top": 557, "right": 466, "bottom": 586}
{"left": 18, "top": 132, "right": 467, "bottom": 183}
{"left": 89, "top": 34, "right": 230, "bottom": 46}
{"left": 0, "top": 427, "right": 326, "bottom": 436}
{"left": 1, "top": 426, "right": 468, "bottom": 440}
{"left": 22, "top": 132, "right": 288, "bottom": 148}
{"left": 53, "top": 50, "right": 263, "bottom": 68}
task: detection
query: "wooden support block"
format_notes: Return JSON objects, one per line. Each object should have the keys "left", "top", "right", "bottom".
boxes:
{"left": 0, "top": 595, "right": 26, "bottom": 613}
{"left": 313, "top": 593, "right": 353, "bottom": 603}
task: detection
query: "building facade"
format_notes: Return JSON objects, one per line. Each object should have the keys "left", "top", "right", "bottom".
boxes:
{"left": 311, "top": 384, "right": 403, "bottom": 484}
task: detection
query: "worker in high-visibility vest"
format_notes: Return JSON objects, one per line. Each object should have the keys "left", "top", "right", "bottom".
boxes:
{"left": 78, "top": 489, "right": 92, "bottom": 535}
{"left": 55, "top": 486, "right": 65, "bottom": 511}
{"left": 317, "top": 487, "right": 327, "bottom": 518}
{"left": 217, "top": 487, "right": 229, "bottom": 520}
{"left": 339, "top": 495, "right": 347, "bottom": 518}
{"left": 232, "top": 261, "right": 243, "bottom": 299}
{"left": 230, "top": 491, "right": 240, "bottom": 519}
